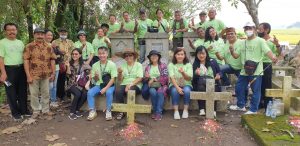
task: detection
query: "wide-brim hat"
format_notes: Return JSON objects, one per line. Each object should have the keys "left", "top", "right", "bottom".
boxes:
{"left": 121, "top": 48, "right": 138, "bottom": 59}
{"left": 147, "top": 50, "right": 161, "bottom": 60}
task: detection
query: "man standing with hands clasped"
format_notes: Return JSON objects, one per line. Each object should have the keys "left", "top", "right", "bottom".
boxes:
{"left": 229, "top": 22, "right": 277, "bottom": 115}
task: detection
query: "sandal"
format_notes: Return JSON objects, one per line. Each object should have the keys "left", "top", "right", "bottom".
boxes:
{"left": 116, "top": 112, "right": 124, "bottom": 120}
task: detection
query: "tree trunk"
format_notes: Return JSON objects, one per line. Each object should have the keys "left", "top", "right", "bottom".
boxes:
{"left": 241, "top": 0, "right": 260, "bottom": 27}
{"left": 45, "top": 0, "right": 52, "bottom": 29}
{"left": 22, "top": 0, "right": 34, "bottom": 42}
{"left": 78, "top": 0, "right": 85, "bottom": 29}
{"left": 54, "top": 0, "right": 68, "bottom": 30}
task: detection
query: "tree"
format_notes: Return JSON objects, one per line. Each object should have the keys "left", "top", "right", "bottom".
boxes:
{"left": 228, "top": 0, "right": 263, "bottom": 27}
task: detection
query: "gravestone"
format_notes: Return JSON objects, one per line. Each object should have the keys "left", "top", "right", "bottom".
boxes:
{"left": 190, "top": 79, "right": 232, "bottom": 119}
{"left": 109, "top": 33, "right": 135, "bottom": 55}
{"left": 144, "top": 33, "right": 169, "bottom": 64}
{"left": 183, "top": 32, "right": 198, "bottom": 59}
{"left": 111, "top": 90, "right": 152, "bottom": 124}
{"left": 266, "top": 76, "right": 300, "bottom": 115}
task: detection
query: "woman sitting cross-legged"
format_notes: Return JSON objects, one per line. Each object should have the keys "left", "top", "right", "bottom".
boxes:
{"left": 144, "top": 50, "right": 168, "bottom": 121}
{"left": 115, "top": 48, "right": 143, "bottom": 120}
{"left": 192, "top": 46, "right": 221, "bottom": 117}
{"left": 168, "top": 47, "right": 193, "bottom": 120}
{"left": 86, "top": 46, "right": 117, "bottom": 121}
{"left": 66, "top": 48, "right": 91, "bottom": 120}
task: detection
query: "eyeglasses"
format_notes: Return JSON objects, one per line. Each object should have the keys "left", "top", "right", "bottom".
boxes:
{"left": 124, "top": 54, "right": 134, "bottom": 57}
{"left": 226, "top": 32, "right": 235, "bottom": 36}
{"left": 72, "top": 53, "right": 79, "bottom": 55}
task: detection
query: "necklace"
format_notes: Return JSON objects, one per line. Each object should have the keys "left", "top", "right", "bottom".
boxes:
{"left": 127, "top": 62, "right": 135, "bottom": 75}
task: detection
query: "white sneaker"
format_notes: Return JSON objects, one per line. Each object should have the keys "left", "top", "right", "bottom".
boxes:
{"left": 244, "top": 111, "right": 257, "bottom": 115}
{"left": 214, "top": 111, "right": 216, "bottom": 117}
{"left": 199, "top": 109, "right": 206, "bottom": 116}
{"left": 105, "top": 110, "right": 112, "bottom": 121}
{"left": 229, "top": 105, "right": 246, "bottom": 111}
{"left": 174, "top": 111, "right": 180, "bottom": 120}
{"left": 50, "top": 102, "right": 59, "bottom": 108}
{"left": 182, "top": 110, "right": 189, "bottom": 119}
{"left": 87, "top": 110, "right": 97, "bottom": 121}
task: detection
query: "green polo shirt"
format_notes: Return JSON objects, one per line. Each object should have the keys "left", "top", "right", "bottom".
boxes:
{"left": 170, "top": 19, "right": 188, "bottom": 38}
{"left": 137, "top": 19, "right": 153, "bottom": 38}
{"left": 152, "top": 19, "right": 170, "bottom": 33}
{"left": 74, "top": 41, "right": 94, "bottom": 60}
{"left": 0, "top": 38, "right": 24, "bottom": 65}
{"left": 203, "top": 19, "right": 225, "bottom": 34}
{"left": 204, "top": 39, "right": 225, "bottom": 65}
{"left": 107, "top": 23, "right": 121, "bottom": 36}
{"left": 123, "top": 20, "right": 135, "bottom": 32}
{"left": 193, "top": 38, "right": 205, "bottom": 48}
{"left": 120, "top": 62, "right": 143, "bottom": 89}
{"left": 91, "top": 60, "right": 117, "bottom": 86}
{"left": 262, "top": 39, "right": 278, "bottom": 63}
{"left": 92, "top": 37, "right": 109, "bottom": 56}
{"left": 219, "top": 39, "right": 243, "bottom": 70}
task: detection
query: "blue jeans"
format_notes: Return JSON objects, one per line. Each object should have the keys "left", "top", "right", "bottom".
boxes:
{"left": 87, "top": 85, "right": 115, "bottom": 111}
{"left": 236, "top": 75, "right": 262, "bottom": 112}
{"left": 220, "top": 64, "right": 240, "bottom": 86}
{"left": 49, "top": 70, "right": 59, "bottom": 102}
{"left": 170, "top": 85, "right": 192, "bottom": 105}
{"left": 149, "top": 88, "right": 164, "bottom": 114}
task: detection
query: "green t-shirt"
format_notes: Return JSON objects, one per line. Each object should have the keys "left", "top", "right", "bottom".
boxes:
{"left": 92, "top": 37, "right": 109, "bottom": 56}
{"left": 193, "top": 38, "right": 205, "bottom": 48}
{"left": 0, "top": 38, "right": 24, "bottom": 65}
{"left": 168, "top": 63, "right": 193, "bottom": 87}
{"left": 91, "top": 60, "right": 117, "bottom": 86}
{"left": 236, "top": 37, "right": 271, "bottom": 76}
{"left": 123, "top": 21, "right": 135, "bottom": 32}
{"left": 203, "top": 19, "right": 225, "bottom": 34}
{"left": 204, "top": 39, "right": 225, "bottom": 65}
{"left": 120, "top": 62, "right": 143, "bottom": 89}
{"left": 107, "top": 23, "right": 121, "bottom": 36}
{"left": 170, "top": 19, "right": 188, "bottom": 38}
{"left": 263, "top": 39, "right": 278, "bottom": 63}
{"left": 137, "top": 19, "right": 153, "bottom": 38}
{"left": 219, "top": 40, "right": 243, "bottom": 70}
{"left": 152, "top": 19, "right": 170, "bottom": 33}
{"left": 195, "top": 21, "right": 206, "bottom": 29}
{"left": 74, "top": 41, "right": 94, "bottom": 60}
{"left": 149, "top": 65, "right": 160, "bottom": 79}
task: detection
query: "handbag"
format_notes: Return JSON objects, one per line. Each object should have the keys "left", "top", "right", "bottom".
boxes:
{"left": 98, "top": 62, "right": 113, "bottom": 88}
{"left": 243, "top": 41, "right": 259, "bottom": 75}
{"left": 59, "top": 63, "right": 66, "bottom": 73}
{"left": 150, "top": 80, "right": 161, "bottom": 88}
{"left": 77, "top": 65, "right": 89, "bottom": 88}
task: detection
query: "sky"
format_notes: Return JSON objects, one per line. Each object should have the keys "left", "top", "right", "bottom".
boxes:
{"left": 218, "top": 0, "right": 300, "bottom": 29}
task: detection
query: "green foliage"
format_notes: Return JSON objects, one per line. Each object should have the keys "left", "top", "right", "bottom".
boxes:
{"left": 0, "top": 85, "right": 6, "bottom": 104}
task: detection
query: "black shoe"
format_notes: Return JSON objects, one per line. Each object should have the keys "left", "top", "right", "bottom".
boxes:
{"left": 68, "top": 113, "right": 77, "bottom": 120}
{"left": 75, "top": 111, "right": 83, "bottom": 118}
{"left": 13, "top": 115, "right": 23, "bottom": 122}
{"left": 22, "top": 112, "right": 32, "bottom": 118}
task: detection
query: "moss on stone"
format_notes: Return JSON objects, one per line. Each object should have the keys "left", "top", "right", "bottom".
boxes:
{"left": 241, "top": 114, "right": 300, "bottom": 146}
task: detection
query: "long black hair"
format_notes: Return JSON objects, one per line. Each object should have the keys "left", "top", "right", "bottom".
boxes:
{"left": 192, "top": 45, "right": 211, "bottom": 74}
{"left": 70, "top": 48, "right": 84, "bottom": 67}
{"left": 204, "top": 26, "right": 219, "bottom": 43}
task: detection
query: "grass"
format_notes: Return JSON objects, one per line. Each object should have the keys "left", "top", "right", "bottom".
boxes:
{"left": 242, "top": 114, "right": 300, "bottom": 146}
{"left": 0, "top": 85, "right": 6, "bottom": 104}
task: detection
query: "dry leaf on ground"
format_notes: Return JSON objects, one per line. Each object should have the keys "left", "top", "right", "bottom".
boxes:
{"left": 21, "top": 118, "right": 36, "bottom": 126}
{"left": 170, "top": 124, "right": 178, "bottom": 128}
{"left": 266, "top": 121, "right": 275, "bottom": 125}
{"left": 2, "top": 126, "right": 22, "bottom": 134}
{"left": 262, "top": 128, "right": 270, "bottom": 132}
{"left": 45, "top": 134, "right": 60, "bottom": 142}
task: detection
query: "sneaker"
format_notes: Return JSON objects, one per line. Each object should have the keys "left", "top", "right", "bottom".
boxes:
{"left": 22, "top": 112, "right": 32, "bottom": 118}
{"left": 174, "top": 111, "right": 180, "bottom": 120}
{"left": 116, "top": 113, "right": 124, "bottom": 120}
{"left": 229, "top": 105, "right": 246, "bottom": 111}
{"left": 214, "top": 111, "right": 217, "bottom": 117}
{"left": 68, "top": 113, "right": 77, "bottom": 120}
{"left": 75, "top": 111, "right": 83, "bottom": 118}
{"left": 105, "top": 110, "right": 112, "bottom": 121}
{"left": 50, "top": 102, "right": 59, "bottom": 108}
{"left": 87, "top": 110, "right": 97, "bottom": 121}
{"left": 154, "top": 114, "right": 162, "bottom": 121}
{"left": 199, "top": 109, "right": 206, "bottom": 116}
{"left": 244, "top": 111, "right": 257, "bottom": 115}
{"left": 182, "top": 110, "right": 189, "bottom": 119}
{"left": 13, "top": 115, "right": 23, "bottom": 122}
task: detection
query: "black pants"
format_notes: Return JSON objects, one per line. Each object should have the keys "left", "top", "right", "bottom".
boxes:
{"left": 57, "top": 72, "right": 66, "bottom": 100}
{"left": 172, "top": 37, "right": 183, "bottom": 51}
{"left": 5, "top": 65, "right": 29, "bottom": 117}
{"left": 68, "top": 86, "right": 87, "bottom": 113}
{"left": 115, "top": 85, "right": 141, "bottom": 103}
{"left": 260, "top": 63, "right": 273, "bottom": 109}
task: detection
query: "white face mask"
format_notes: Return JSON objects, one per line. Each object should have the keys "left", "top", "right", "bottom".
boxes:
{"left": 245, "top": 30, "right": 254, "bottom": 37}
{"left": 60, "top": 35, "right": 67, "bottom": 39}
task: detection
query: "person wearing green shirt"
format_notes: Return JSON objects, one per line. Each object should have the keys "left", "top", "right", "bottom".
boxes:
{"left": 203, "top": 8, "right": 225, "bottom": 35}
{"left": 170, "top": 10, "right": 188, "bottom": 51}
{"left": 0, "top": 23, "right": 30, "bottom": 121}
{"left": 168, "top": 48, "right": 193, "bottom": 120}
{"left": 228, "top": 22, "right": 277, "bottom": 114}
{"left": 107, "top": 14, "right": 121, "bottom": 36}
{"left": 135, "top": 8, "right": 153, "bottom": 63}
{"left": 92, "top": 28, "right": 112, "bottom": 64}
{"left": 189, "top": 11, "right": 207, "bottom": 32}
{"left": 204, "top": 26, "right": 224, "bottom": 65}
{"left": 257, "top": 22, "right": 281, "bottom": 109}
{"left": 188, "top": 27, "right": 205, "bottom": 51}
{"left": 192, "top": 46, "right": 221, "bottom": 117}
{"left": 74, "top": 30, "right": 94, "bottom": 65}
{"left": 119, "top": 11, "right": 136, "bottom": 33}
{"left": 87, "top": 46, "right": 117, "bottom": 121}
{"left": 115, "top": 48, "right": 143, "bottom": 120}
{"left": 152, "top": 8, "right": 170, "bottom": 33}
{"left": 216, "top": 27, "right": 243, "bottom": 86}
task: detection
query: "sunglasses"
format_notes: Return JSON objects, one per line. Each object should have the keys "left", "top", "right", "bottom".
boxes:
{"left": 72, "top": 53, "right": 79, "bottom": 55}
{"left": 124, "top": 54, "right": 134, "bottom": 57}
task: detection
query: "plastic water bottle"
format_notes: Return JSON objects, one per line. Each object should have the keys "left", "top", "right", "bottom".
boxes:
{"left": 266, "top": 101, "right": 273, "bottom": 117}
{"left": 271, "top": 109, "right": 277, "bottom": 119}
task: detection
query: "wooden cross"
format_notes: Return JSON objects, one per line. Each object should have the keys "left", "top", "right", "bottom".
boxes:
{"left": 266, "top": 76, "right": 300, "bottom": 114}
{"left": 111, "top": 90, "right": 151, "bottom": 124}
{"left": 190, "top": 79, "right": 232, "bottom": 119}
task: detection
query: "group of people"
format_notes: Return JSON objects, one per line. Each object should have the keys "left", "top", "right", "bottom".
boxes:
{"left": 0, "top": 7, "right": 281, "bottom": 122}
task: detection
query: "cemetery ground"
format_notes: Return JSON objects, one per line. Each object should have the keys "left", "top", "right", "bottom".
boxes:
{"left": 0, "top": 101, "right": 257, "bottom": 146}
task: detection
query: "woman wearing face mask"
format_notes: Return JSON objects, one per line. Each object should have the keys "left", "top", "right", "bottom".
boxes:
{"left": 168, "top": 47, "right": 193, "bottom": 120}
{"left": 192, "top": 46, "right": 221, "bottom": 117}
{"left": 204, "top": 26, "right": 224, "bottom": 65}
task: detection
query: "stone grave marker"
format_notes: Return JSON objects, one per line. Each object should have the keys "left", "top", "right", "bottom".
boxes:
{"left": 109, "top": 33, "right": 134, "bottom": 55}
{"left": 183, "top": 32, "right": 198, "bottom": 59}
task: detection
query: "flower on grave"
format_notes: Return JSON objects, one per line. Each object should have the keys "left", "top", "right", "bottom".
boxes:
{"left": 288, "top": 116, "right": 300, "bottom": 134}
{"left": 119, "top": 123, "right": 144, "bottom": 141}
